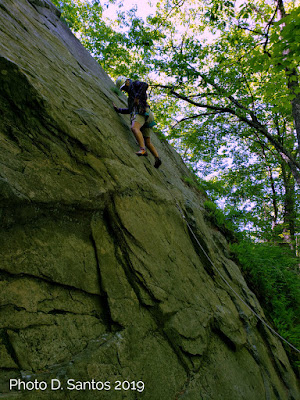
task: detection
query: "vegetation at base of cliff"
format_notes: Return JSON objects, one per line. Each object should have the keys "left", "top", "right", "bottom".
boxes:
{"left": 188, "top": 173, "right": 300, "bottom": 361}
{"left": 181, "top": 168, "right": 300, "bottom": 361}
{"left": 202, "top": 194, "right": 300, "bottom": 362}
{"left": 203, "top": 195, "right": 300, "bottom": 362}
{"left": 203, "top": 200, "right": 239, "bottom": 242}
{"left": 232, "top": 241, "right": 300, "bottom": 366}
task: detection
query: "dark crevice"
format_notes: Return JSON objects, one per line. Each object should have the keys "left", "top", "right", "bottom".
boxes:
{"left": 0, "top": 304, "right": 26, "bottom": 313}
{"left": 77, "top": 62, "right": 87, "bottom": 72}
{"left": 221, "top": 262, "right": 233, "bottom": 281}
{"left": 0, "top": 367, "right": 20, "bottom": 371}
{"left": 103, "top": 202, "right": 159, "bottom": 307}
{"left": 113, "top": 221, "right": 148, "bottom": 256}
{"left": 0, "top": 330, "right": 22, "bottom": 369}
{"left": 102, "top": 201, "right": 192, "bottom": 375}
{"left": 256, "top": 321, "right": 294, "bottom": 393}
{"left": 146, "top": 306, "right": 192, "bottom": 375}
{"left": 184, "top": 214, "right": 215, "bottom": 278}
{"left": 0, "top": 6, "right": 29, "bottom": 32}
{"left": 0, "top": 303, "right": 102, "bottom": 320}
{"left": 0, "top": 202, "right": 108, "bottom": 231}
{"left": 46, "top": 309, "right": 67, "bottom": 315}
{"left": 90, "top": 231, "right": 122, "bottom": 332}
{"left": 245, "top": 343, "right": 262, "bottom": 367}
{"left": 273, "top": 386, "right": 282, "bottom": 400}
{"left": 0, "top": 4, "right": 8, "bottom": 12}
{"left": 212, "top": 327, "right": 237, "bottom": 352}
{"left": 178, "top": 345, "right": 203, "bottom": 372}
{"left": 0, "top": 268, "right": 102, "bottom": 300}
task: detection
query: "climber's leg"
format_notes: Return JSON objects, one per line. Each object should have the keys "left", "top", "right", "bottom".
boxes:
{"left": 131, "top": 119, "right": 147, "bottom": 156}
{"left": 144, "top": 137, "right": 162, "bottom": 168}
{"left": 144, "top": 137, "right": 158, "bottom": 158}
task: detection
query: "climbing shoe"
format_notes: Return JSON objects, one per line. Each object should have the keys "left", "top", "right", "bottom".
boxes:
{"left": 136, "top": 148, "right": 148, "bottom": 156}
{"left": 154, "top": 157, "right": 162, "bottom": 169}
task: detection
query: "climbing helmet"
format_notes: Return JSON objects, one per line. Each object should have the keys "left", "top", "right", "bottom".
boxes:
{"left": 116, "top": 76, "right": 128, "bottom": 90}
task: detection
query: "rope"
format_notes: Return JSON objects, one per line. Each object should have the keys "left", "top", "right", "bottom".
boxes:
{"left": 161, "top": 173, "right": 300, "bottom": 354}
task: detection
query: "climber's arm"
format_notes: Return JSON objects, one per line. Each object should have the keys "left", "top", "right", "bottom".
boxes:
{"left": 113, "top": 103, "right": 130, "bottom": 114}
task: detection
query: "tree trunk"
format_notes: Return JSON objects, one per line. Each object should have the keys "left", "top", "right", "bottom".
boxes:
{"left": 278, "top": 0, "right": 300, "bottom": 158}
{"left": 281, "top": 161, "right": 296, "bottom": 251}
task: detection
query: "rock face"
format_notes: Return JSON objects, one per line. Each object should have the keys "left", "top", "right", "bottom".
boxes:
{"left": 0, "top": 1, "right": 299, "bottom": 399}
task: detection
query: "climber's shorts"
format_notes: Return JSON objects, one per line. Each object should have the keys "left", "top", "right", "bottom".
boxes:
{"left": 131, "top": 110, "right": 155, "bottom": 138}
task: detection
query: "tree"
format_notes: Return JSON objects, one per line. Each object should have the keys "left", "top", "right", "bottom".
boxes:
{"left": 51, "top": 0, "right": 148, "bottom": 78}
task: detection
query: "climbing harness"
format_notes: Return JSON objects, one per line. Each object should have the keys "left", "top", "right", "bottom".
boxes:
{"left": 143, "top": 107, "right": 157, "bottom": 128}
{"left": 144, "top": 120, "right": 157, "bottom": 129}
{"left": 158, "top": 170, "right": 300, "bottom": 354}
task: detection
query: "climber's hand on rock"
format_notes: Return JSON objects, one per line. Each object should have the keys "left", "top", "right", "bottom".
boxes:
{"left": 113, "top": 103, "right": 119, "bottom": 112}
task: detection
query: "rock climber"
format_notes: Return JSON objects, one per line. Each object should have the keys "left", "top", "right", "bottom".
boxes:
{"left": 113, "top": 76, "right": 162, "bottom": 169}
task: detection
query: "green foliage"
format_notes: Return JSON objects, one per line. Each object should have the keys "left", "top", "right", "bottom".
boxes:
{"left": 51, "top": 0, "right": 142, "bottom": 79}
{"left": 182, "top": 175, "right": 208, "bottom": 197}
{"left": 232, "top": 241, "right": 300, "bottom": 360}
{"left": 182, "top": 175, "right": 200, "bottom": 189}
{"left": 202, "top": 155, "right": 296, "bottom": 240}
{"left": 204, "top": 200, "right": 226, "bottom": 225}
{"left": 204, "top": 200, "right": 238, "bottom": 242}
{"left": 145, "top": 0, "right": 300, "bottom": 240}
{"left": 272, "top": 7, "right": 300, "bottom": 72}
{"left": 111, "top": 87, "right": 121, "bottom": 96}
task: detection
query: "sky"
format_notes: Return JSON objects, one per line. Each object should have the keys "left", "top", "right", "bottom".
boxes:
{"left": 102, "top": 0, "right": 159, "bottom": 22}
{"left": 101, "top": 0, "right": 220, "bottom": 46}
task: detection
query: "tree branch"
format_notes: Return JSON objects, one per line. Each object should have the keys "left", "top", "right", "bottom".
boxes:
{"left": 263, "top": 1, "right": 279, "bottom": 53}
{"left": 172, "top": 111, "right": 222, "bottom": 128}
{"left": 154, "top": 84, "right": 300, "bottom": 181}
{"left": 237, "top": 24, "right": 267, "bottom": 37}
